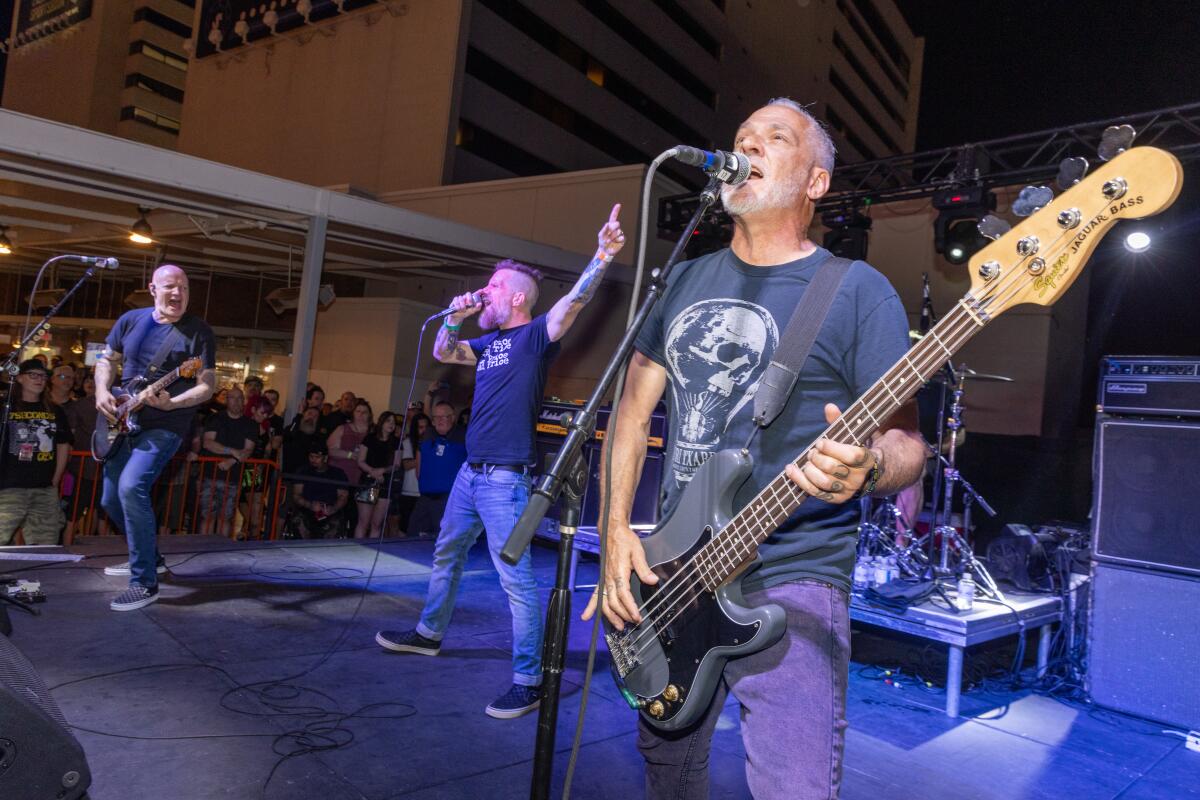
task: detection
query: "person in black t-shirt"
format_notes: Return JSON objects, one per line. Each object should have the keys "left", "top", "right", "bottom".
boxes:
{"left": 352, "top": 410, "right": 401, "bottom": 539}
{"left": 0, "top": 359, "right": 73, "bottom": 545}
{"left": 199, "top": 387, "right": 257, "bottom": 538}
{"left": 289, "top": 441, "right": 349, "bottom": 539}
{"left": 96, "top": 264, "right": 217, "bottom": 612}
{"left": 375, "top": 205, "right": 626, "bottom": 720}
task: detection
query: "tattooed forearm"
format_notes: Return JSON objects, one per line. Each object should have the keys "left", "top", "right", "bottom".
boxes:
{"left": 568, "top": 254, "right": 610, "bottom": 307}
{"left": 434, "top": 324, "right": 460, "bottom": 361}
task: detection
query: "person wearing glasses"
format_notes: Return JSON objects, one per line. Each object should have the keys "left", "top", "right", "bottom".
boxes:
{"left": 0, "top": 359, "right": 73, "bottom": 545}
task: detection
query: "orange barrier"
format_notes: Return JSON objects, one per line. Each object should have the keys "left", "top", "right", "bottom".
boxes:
{"left": 61, "top": 451, "right": 290, "bottom": 542}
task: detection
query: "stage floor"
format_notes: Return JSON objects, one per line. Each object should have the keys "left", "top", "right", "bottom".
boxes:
{"left": 6, "top": 535, "right": 1196, "bottom": 800}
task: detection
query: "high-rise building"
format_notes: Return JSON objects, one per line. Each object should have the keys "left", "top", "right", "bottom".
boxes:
{"left": 3, "top": 0, "right": 920, "bottom": 193}
{"left": 3, "top": 0, "right": 193, "bottom": 149}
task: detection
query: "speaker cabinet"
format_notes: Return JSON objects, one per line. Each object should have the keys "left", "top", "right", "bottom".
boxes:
{"left": 1087, "top": 563, "right": 1200, "bottom": 729}
{"left": 1092, "top": 417, "right": 1200, "bottom": 576}
{"left": 0, "top": 634, "right": 92, "bottom": 800}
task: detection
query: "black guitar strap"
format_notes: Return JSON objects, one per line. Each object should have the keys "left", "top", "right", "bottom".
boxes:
{"left": 751, "top": 256, "right": 851, "bottom": 429}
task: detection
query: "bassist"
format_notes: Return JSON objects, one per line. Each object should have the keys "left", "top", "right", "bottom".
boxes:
{"left": 95, "top": 264, "right": 216, "bottom": 612}
{"left": 583, "top": 100, "right": 927, "bottom": 799}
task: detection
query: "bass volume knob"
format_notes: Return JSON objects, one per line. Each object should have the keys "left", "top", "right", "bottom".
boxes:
{"left": 662, "top": 685, "right": 681, "bottom": 702}
{"left": 647, "top": 700, "right": 666, "bottom": 718}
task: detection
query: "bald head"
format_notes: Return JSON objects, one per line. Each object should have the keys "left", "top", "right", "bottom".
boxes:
{"left": 149, "top": 263, "right": 190, "bottom": 322}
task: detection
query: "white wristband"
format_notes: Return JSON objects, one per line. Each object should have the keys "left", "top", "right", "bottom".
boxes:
{"left": 597, "top": 250, "right": 613, "bottom": 263}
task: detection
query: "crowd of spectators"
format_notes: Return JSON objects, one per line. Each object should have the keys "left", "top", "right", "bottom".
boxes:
{"left": 0, "top": 350, "right": 473, "bottom": 544}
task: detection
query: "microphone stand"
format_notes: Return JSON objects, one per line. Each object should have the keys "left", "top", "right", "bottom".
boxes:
{"left": 499, "top": 175, "right": 724, "bottom": 800}
{"left": 0, "top": 259, "right": 105, "bottom": 478}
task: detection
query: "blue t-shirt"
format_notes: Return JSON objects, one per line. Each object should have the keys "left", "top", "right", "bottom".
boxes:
{"left": 418, "top": 430, "right": 468, "bottom": 494}
{"left": 466, "top": 314, "right": 560, "bottom": 465}
{"left": 634, "top": 246, "right": 909, "bottom": 593}
{"left": 106, "top": 308, "right": 217, "bottom": 439}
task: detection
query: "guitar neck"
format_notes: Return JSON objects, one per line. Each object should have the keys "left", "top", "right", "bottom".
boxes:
{"left": 702, "top": 295, "right": 992, "bottom": 583}
{"left": 134, "top": 366, "right": 184, "bottom": 404}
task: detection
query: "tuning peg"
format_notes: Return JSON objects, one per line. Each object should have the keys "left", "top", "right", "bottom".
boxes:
{"left": 1011, "top": 185, "right": 1054, "bottom": 217}
{"left": 1056, "top": 156, "right": 1089, "bottom": 190}
{"left": 1098, "top": 124, "right": 1136, "bottom": 162}
{"left": 976, "top": 214, "right": 1011, "bottom": 241}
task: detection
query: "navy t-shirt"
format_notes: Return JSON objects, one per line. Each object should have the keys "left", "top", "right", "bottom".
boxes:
{"left": 106, "top": 308, "right": 216, "bottom": 439}
{"left": 466, "top": 314, "right": 560, "bottom": 465}
{"left": 634, "top": 246, "right": 909, "bottom": 593}
{"left": 418, "top": 429, "right": 468, "bottom": 494}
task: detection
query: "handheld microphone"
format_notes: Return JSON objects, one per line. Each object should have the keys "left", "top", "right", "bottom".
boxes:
{"left": 66, "top": 255, "right": 119, "bottom": 269}
{"left": 671, "top": 146, "right": 752, "bottom": 186}
{"left": 433, "top": 291, "right": 485, "bottom": 319}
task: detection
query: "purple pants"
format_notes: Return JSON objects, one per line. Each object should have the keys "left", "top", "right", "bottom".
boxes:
{"left": 637, "top": 579, "right": 851, "bottom": 800}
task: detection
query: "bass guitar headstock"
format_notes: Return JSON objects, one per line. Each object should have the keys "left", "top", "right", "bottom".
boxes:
{"left": 966, "top": 146, "right": 1182, "bottom": 318}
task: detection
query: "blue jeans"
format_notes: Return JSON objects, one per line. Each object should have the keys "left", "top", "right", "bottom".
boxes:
{"left": 416, "top": 463, "right": 543, "bottom": 686}
{"left": 101, "top": 428, "right": 182, "bottom": 589}
{"left": 637, "top": 580, "right": 851, "bottom": 799}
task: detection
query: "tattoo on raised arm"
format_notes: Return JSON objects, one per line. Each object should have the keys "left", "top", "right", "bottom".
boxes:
{"left": 569, "top": 255, "right": 609, "bottom": 307}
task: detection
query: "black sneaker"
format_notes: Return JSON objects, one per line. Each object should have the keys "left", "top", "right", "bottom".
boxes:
{"left": 375, "top": 629, "right": 441, "bottom": 656}
{"left": 104, "top": 556, "right": 167, "bottom": 576}
{"left": 110, "top": 585, "right": 159, "bottom": 612}
{"left": 485, "top": 684, "right": 541, "bottom": 719}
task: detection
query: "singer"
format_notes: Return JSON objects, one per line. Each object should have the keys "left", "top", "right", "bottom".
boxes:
{"left": 376, "top": 204, "right": 626, "bottom": 719}
{"left": 584, "top": 99, "right": 927, "bottom": 799}
{"left": 95, "top": 264, "right": 216, "bottom": 611}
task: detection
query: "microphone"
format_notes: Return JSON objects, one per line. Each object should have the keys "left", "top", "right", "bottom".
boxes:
{"left": 433, "top": 291, "right": 485, "bottom": 319}
{"left": 671, "top": 146, "right": 752, "bottom": 186}
{"left": 66, "top": 255, "right": 119, "bottom": 269}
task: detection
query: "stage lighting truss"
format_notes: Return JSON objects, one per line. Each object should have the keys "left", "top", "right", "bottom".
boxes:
{"left": 932, "top": 186, "right": 996, "bottom": 265}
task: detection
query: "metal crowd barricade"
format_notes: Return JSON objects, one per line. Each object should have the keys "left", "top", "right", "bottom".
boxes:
{"left": 62, "top": 451, "right": 287, "bottom": 542}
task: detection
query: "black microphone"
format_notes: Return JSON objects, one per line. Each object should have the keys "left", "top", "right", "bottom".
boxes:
{"left": 671, "top": 146, "right": 752, "bottom": 186}
{"left": 66, "top": 255, "right": 119, "bottom": 269}
{"left": 433, "top": 291, "right": 485, "bottom": 319}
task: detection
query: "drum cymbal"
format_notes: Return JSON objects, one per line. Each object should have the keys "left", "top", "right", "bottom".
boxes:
{"left": 960, "top": 366, "right": 1014, "bottom": 383}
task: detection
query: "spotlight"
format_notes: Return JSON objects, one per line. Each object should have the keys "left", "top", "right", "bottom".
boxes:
{"left": 0, "top": 226, "right": 12, "bottom": 255}
{"left": 1124, "top": 231, "right": 1151, "bottom": 253}
{"left": 129, "top": 208, "right": 153, "bottom": 244}
{"left": 821, "top": 207, "right": 872, "bottom": 261}
{"left": 933, "top": 186, "right": 995, "bottom": 264}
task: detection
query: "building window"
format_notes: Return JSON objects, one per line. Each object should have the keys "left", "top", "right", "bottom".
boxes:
{"left": 826, "top": 106, "right": 877, "bottom": 162}
{"left": 832, "top": 32, "right": 904, "bottom": 128}
{"left": 568, "top": 0, "right": 717, "bottom": 107}
{"left": 835, "top": 0, "right": 907, "bottom": 98}
{"left": 132, "top": 7, "right": 192, "bottom": 38}
{"left": 648, "top": 0, "right": 721, "bottom": 59}
{"left": 124, "top": 73, "right": 185, "bottom": 103}
{"left": 120, "top": 105, "right": 181, "bottom": 134}
{"left": 456, "top": 120, "right": 559, "bottom": 176}
{"left": 849, "top": 0, "right": 910, "bottom": 75}
{"left": 828, "top": 69, "right": 900, "bottom": 154}
{"left": 129, "top": 40, "right": 188, "bottom": 71}
{"left": 476, "top": 0, "right": 713, "bottom": 145}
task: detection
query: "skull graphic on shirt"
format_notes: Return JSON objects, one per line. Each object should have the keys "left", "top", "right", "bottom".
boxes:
{"left": 663, "top": 299, "right": 778, "bottom": 484}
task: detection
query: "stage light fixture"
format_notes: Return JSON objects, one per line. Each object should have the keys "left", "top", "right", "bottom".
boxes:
{"left": 1124, "top": 231, "right": 1151, "bottom": 253}
{"left": 933, "top": 186, "right": 995, "bottom": 265}
{"left": 129, "top": 208, "right": 153, "bottom": 244}
{"left": 0, "top": 226, "right": 12, "bottom": 255}
{"left": 821, "top": 207, "right": 872, "bottom": 261}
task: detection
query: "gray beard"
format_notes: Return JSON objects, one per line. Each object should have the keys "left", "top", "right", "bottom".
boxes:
{"left": 720, "top": 174, "right": 803, "bottom": 217}
{"left": 479, "top": 304, "right": 509, "bottom": 331}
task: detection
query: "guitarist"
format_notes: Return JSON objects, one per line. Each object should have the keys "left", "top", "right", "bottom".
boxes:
{"left": 584, "top": 100, "right": 927, "bottom": 799}
{"left": 95, "top": 264, "right": 216, "bottom": 612}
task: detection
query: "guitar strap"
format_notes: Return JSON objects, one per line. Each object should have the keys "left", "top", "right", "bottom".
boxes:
{"left": 751, "top": 255, "right": 852, "bottom": 430}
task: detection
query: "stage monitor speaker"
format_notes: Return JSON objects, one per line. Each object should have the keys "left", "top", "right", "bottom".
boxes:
{"left": 1087, "top": 562, "right": 1200, "bottom": 729}
{"left": 0, "top": 634, "right": 92, "bottom": 800}
{"left": 1092, "top": 416, "right": 1200, "bottom": 577}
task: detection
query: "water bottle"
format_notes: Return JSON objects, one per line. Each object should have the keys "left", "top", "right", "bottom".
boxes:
{"left": 885, "top": 555, "right": 899, "bottom": 583}
{"left": 956, "top": 573, "right": 976, "bottom": 611}
{"left": 873, "top": 556, "right": 889, "bottom": 587}
{"left": 853, "top": 558, "right": 870, "bottom": 592}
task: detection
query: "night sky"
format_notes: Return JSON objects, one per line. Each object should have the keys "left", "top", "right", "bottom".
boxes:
{"left": 899, "top": 2, "right": 1200, "bottom": 423}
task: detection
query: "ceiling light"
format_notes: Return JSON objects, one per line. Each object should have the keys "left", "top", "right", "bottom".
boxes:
{"left": 0, "top": 227, "right": 12, "bottom": 255}
{"left": 129, "top": 208, "right": 153, "bottom": 244}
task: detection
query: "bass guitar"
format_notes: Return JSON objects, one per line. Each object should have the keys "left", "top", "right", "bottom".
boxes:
{"left": 91, "top": 357, "right": 203, "bottom": 463}
{"left": 604, "top": 145, "right": 1183, "bottom": 731}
